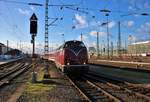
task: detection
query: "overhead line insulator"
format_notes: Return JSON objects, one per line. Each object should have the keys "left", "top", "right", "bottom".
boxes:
{"left": 28, "top": 3, "right": 43, "bottom": 6}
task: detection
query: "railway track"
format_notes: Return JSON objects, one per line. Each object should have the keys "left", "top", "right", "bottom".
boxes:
{"left": 85, "top": 72, "right": 150, "bottom": 102}
{"left": 0, "top": 62, "right": 15, "bottom": 70}
{"left": 0, "top": 62, "right": 32, "bottom": 88}
{"left": 0, "top": 63, "right": 24, "bottom": 78}
{"left": 67, "top": 76, "right": 122, "bottom": 102}
{"left": 0, "top": 58, "right": 23, "bottom": 70}
{"left": 115, "top": 79, "right": 150, "bottom": 101}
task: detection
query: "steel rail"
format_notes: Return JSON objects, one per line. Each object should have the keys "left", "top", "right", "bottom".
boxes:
{"left": 0, "top": 63, "right": 31, "bottom": 87}
{"left": 0, "top": 58, "right": 22, "bottom": 69}
{"left": 85, "top": 79, "right": 122, "bottom": 102}
{"left": 0, "top": 63, "right": 25, "bottom": 80}
{"left": 87, "top": 72, "right": 150, "bottom": 101}
{"left": 66, "top": 76, "right": 92, "bottom": 102}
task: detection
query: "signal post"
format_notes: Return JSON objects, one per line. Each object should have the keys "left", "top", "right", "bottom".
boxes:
{"left": 30, "top": 13, "right": 38, "bottom": 83}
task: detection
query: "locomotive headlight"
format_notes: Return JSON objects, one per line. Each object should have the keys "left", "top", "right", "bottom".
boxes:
{"left": 67, "top": 62, "right": 70, "bottom": 65}
{"left": 65, "top": 57, "right": 70, "bottom": 65}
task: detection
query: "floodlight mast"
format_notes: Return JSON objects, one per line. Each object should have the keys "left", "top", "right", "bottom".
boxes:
{"left": 45, "top": 0, "right": 49, "bottom": 56}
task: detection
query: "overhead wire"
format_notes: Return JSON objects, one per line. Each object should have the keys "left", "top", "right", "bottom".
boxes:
{"left": 0, "top": 2, "right": 20, "bottom": 41}
{"left": 80, "top": 0, "right": 90, "bottom": 44}
{"left": 0, "top": 0, "right": 29, "bottom": 5}
{"left": 0, "top": 0, "right": 43, "bottom": 6}
{"left": 58, "top": 0, "right": 75, "bottom": 40}
{"left": 4, "top": 2, "right": 27, "bottom": 41}
{"left": 49, "top": 0, "right": 62, "bottom": 50}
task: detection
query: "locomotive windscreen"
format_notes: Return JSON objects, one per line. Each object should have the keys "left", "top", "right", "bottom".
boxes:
{"left": 64, "top": 41, "right": 85, "bottom": 53}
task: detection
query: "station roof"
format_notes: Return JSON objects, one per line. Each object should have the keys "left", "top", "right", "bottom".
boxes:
{"left": 0, "top": 43, "right": 5, "bottom": 46}
{"left": 131, "top": 40, "right": 150, "bottom": 45}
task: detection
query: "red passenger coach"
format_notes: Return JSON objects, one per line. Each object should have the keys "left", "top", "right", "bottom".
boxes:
{"left": 50, "top": 40, "right": 89, "bottom": 75}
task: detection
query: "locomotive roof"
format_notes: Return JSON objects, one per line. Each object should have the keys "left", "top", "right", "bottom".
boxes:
{"left": 64, "top": 40, "right": 82, "bottom": 44}
{"left": 56, "top": 40, "right": 84, "bottom": 50}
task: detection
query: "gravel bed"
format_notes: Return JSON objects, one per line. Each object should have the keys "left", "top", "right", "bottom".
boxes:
{"left": 89, "top": 65, "right": 150, "bottom": 84}
{"left": 0, "top": 66, "right": 31, "bottom": 102}
{"left": 17, "top": 61, "right": 81, "bottom": 102}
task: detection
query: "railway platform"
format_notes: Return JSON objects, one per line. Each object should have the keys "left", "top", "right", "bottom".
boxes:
{"left": 88, "top": 59, "right": 150, "bottom": 85}
{"left": 0, "top": 57, "right": 23, "bottom": 65}
{"left": 89, "top": 64, "right": 150, "bottom": 84}
{"left": 89, "top": 59, "right": 150, "bottom": 71}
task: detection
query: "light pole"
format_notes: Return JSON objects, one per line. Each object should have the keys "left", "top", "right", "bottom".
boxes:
{"left": 100, "top": 9, "right": 111, "bottom": 59}
{"left": 96, "top": 32, "right": 100, "bottom": 58}
{"left": 6, "top": 40, "right": 9, "bottom": 52}
{"left": 61, "top": 34, "right": 65, "bottom": 43}
{"left": 118, "top": 21, "right": 121, "bottom": 58}
{"left": 106, "top": 13, "right": 110, "bottom": 59}
{"left": 102, "top": 40, "right": 105, "bottom": 56}
{"left": 81, "top": 33, "right": 83, "bottom": 41}
{"left": 111, "top": 41, "right": 113, "bottom": 59}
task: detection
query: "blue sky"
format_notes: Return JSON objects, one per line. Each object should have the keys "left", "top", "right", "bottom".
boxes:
{"left": 0, "top": 0, "right": 150, "bottom": 53}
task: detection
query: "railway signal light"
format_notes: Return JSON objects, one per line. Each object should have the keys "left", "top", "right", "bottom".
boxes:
{"left": 30, "top": 13, "right": 38, "bottom": 35}
{"left": 30, "top": 13, "right": 38, "bottom": 57}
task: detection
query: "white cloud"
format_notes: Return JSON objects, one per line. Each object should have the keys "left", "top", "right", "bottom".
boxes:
{"left": 88, "top": 41, "right": 96, "bottom": 47}
{"left": 128, "top": 0, "right": 142, "bottom": 10}
{"left": 91, "top": 41, "right": 96, "bottom": 47}
{"left": 75, "top": 14, "right": 86, "bottom": 25}
{"left": 128, "top": 35, "right": 136, "bottom": 41}
{"left": 90, "top": 31, "right": 106, "bottom": 37}
{"left": 30, "top": 6, "right": 36, "bottom": 11}
{"left": 145, "top": 22, "right": 150, "bottom": 26}
{"left": 85, "top": 41, "right": 96, "bottom": 48}
{"left": 128, "top": 0, "right": 150, "bottom": 11}
{"left": 108, "top": 21, "right": 116, "bottom": 28}
{"left": 100, "top": 21, "right": 116, "bottom": 28}
{"left": 127, "top": 21, "right": 134, "bottom": 27}
{"left": 128, "top": 6, "right": 136, "bottom": 11}
{"left": 123, "top": 20, "right": 134, "bottom": 28}
{"left": 18, "top": 8, "right": 30, "bottom": 16}
{"left": 144, "top": 2, "right": 150, "bottom": 8}
{"left": 74, "top": 14, "right": 88, "bottom": 28}
{"left": 90, "top": 21, "right": 101, "bottom": 27}
{"left": 137, "top": 22, "right": 150, "bottom": 34}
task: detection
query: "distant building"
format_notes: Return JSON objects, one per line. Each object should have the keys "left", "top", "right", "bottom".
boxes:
{"left": 0, "top": 43, "right": 3, "bottom": 54}
{"left": 128, "top": 40, "right": 150, "bottom": 56}
{"left": 0, "top": 43, "right": 7, "bottom": 55}
{"left": 88, "top": 47, "right": 96, "bottom": 58}
{"left": 0, "top": 42, "right": 12, "bottom": 55}
{"left": 88, "top": 47, "right": 96, "bottom": 54}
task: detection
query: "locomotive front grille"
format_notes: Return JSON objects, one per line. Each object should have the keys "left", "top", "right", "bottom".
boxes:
{"left": 69, "top": 59, "right": 80, "bottom": 65}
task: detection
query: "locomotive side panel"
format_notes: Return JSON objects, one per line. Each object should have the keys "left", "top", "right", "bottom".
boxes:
{"left": 54, "top": 50, "right": 64, "bottom": 69}
{"left": 59, "top": 50, "right": 65, "bottom": 65}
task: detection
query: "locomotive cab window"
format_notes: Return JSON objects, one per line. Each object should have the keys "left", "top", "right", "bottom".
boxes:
{"left": 64, "top": 41, "right": 85, "bottom": 48}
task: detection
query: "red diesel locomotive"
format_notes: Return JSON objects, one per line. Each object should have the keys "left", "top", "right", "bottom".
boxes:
{"left": 50, "top": 40, "right": 89, "bottom": 74}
